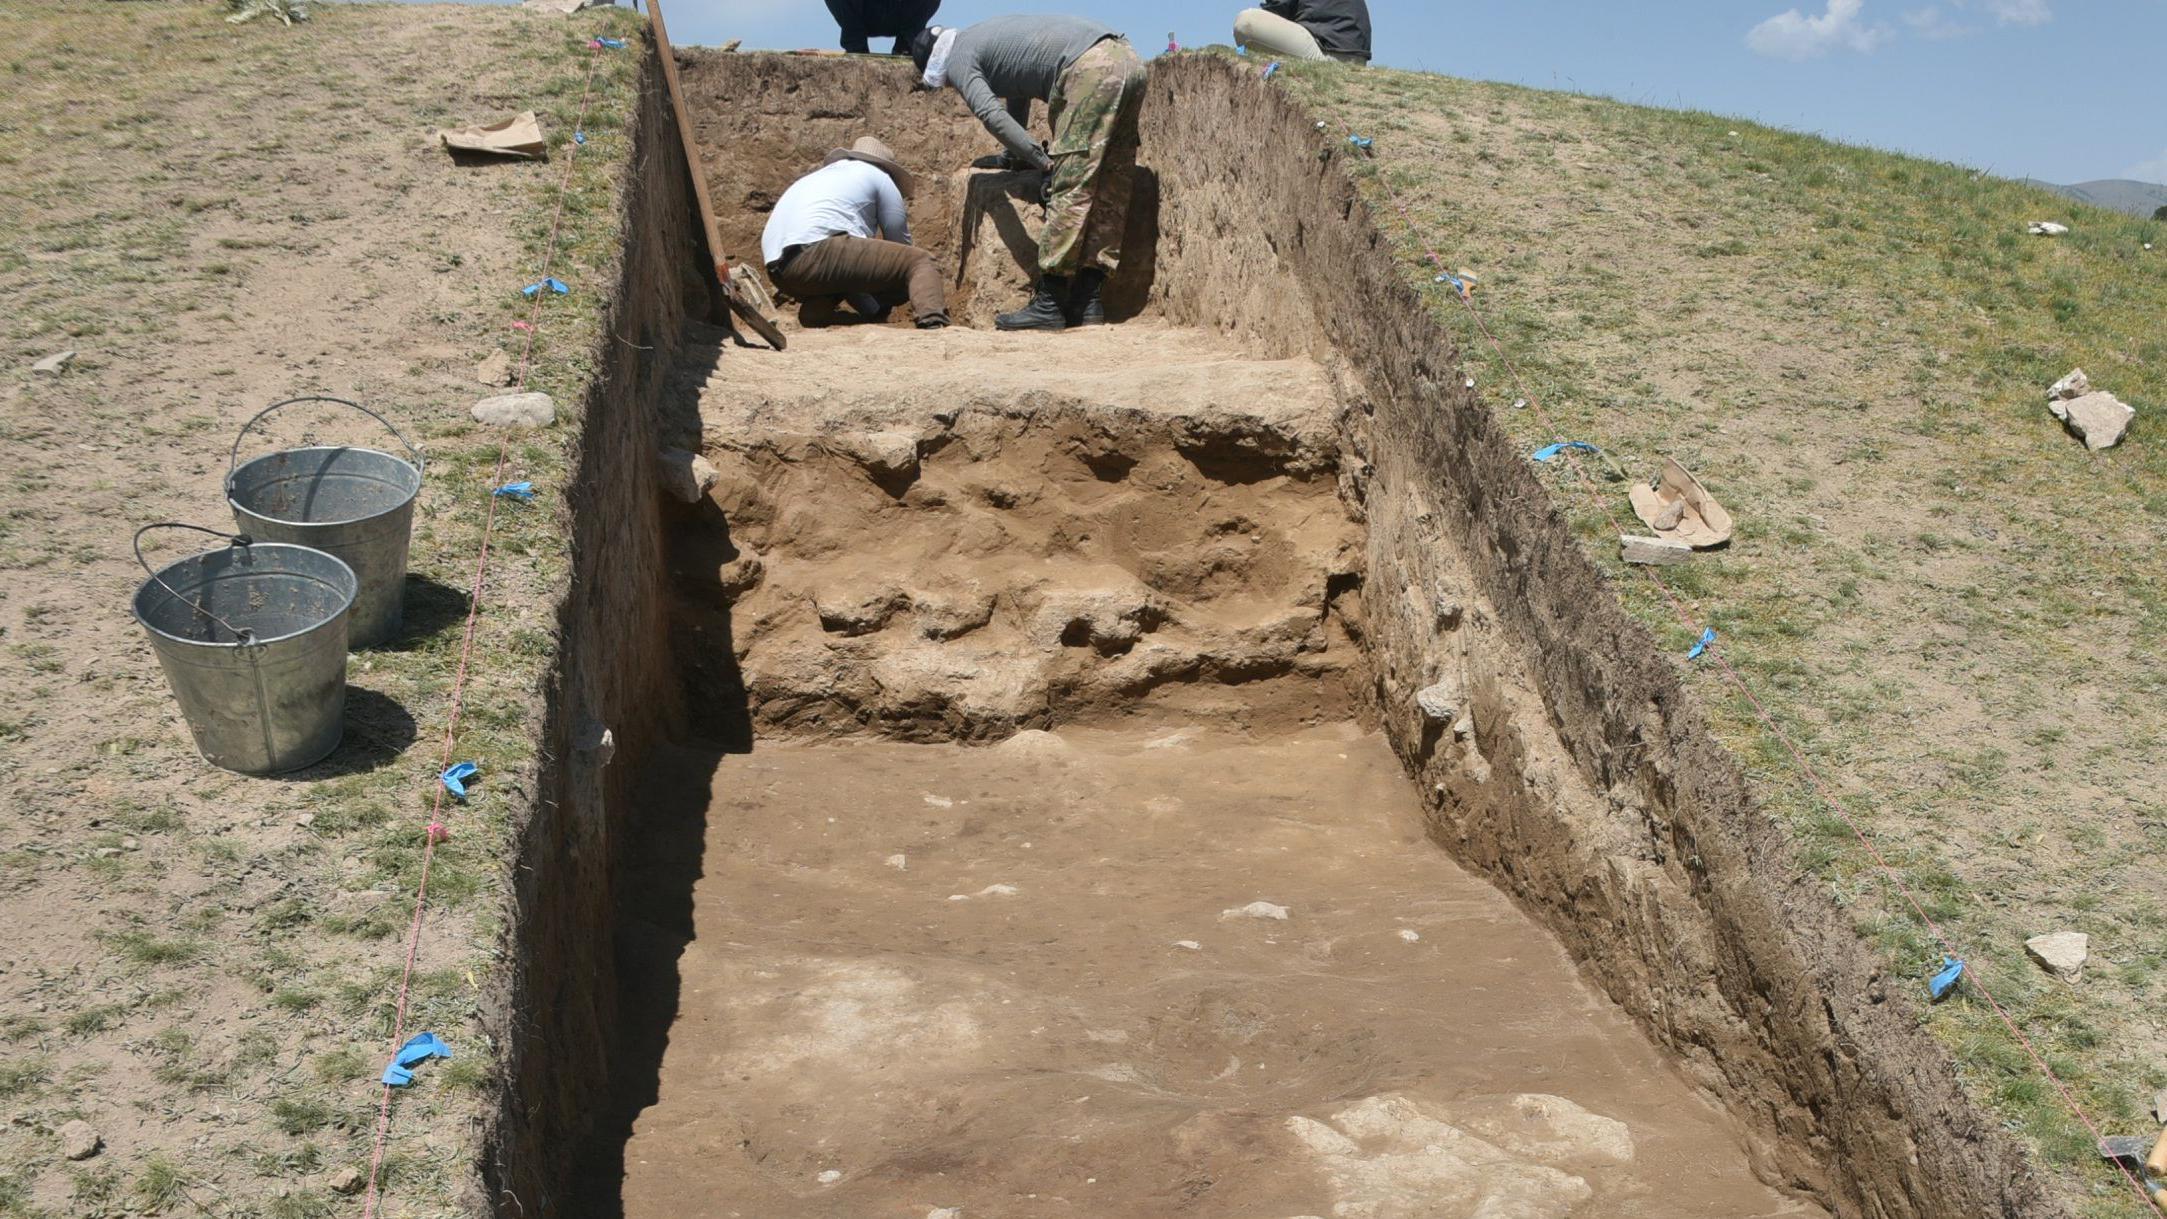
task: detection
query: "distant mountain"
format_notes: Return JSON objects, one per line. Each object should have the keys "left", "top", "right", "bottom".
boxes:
{"left": 2026, "top": 178, "right": 2167, "bottom": 218}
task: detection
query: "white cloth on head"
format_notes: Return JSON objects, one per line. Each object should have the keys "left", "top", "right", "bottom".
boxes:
{"left": 759, "top": 159, "right": 911, "bottom": 267}
{"left": 922, "top": 26, "right": 959, "bottom": 88}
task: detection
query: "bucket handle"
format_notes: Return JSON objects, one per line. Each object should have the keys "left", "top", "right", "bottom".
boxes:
{"left": 229, "top": 396, "right": 426, "bottom": 480}
{"left": 133, "top": 523, "right": 260, "bottom": 645}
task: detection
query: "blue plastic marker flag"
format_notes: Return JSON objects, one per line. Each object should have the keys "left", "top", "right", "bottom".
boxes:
{"left": 591, "top": 36, "right": 626, "bottom": 49}
{"left": 1434, "top": 270, "right": 1469, "bottom": 296}
{"left": 522, "top": 277, "right": 569, "bottom": 298}
{"left": 1686, "top": 627, "right": 1717, "bottom": 661}
{"left": 1262, "top": 61, "right": 1281, "bottom": 80}
{"left": 381, "top": 1031, "right": 454, "bottom": 1087}
{"left": 493, "top": 481, "right": 536, "bottom": 502}
{"left": 1531, "top": 441, "right": 1599, "bottom": 463}
{"left": 441, "top": 761, "right": 480, "bottom": 800}
{"left": 1929, "top": 956, "right": 1966, "bottom": 1002}
{"left": 573, "top": 131, "right": 587, "bottom": 146}
{"left": 1347, "top": 134, "right": 1374, "bottom": 151}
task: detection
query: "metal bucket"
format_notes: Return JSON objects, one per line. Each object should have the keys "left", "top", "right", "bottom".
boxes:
{"left": 226, "top": 397, "right": 423, "bottom": 649}
{"left": 132, "top": 524, "right": 357, "bottom": 776}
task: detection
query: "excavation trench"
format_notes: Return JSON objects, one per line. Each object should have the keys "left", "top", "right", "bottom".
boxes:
{"left": 483, "top": 44, "right": 2054, "bottom": 1219}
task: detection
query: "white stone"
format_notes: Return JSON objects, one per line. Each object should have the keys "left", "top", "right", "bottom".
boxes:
{"left": 2026, "top": 931, "right": 2088, "bottom": 979}
{"left": 2047, "top": 368, "right": 2091, "bottom": 402}
{"left": 2028, "top": 221, "right": 2069, "bottom": 236}
{"left": 2056, "top": 391, "right": 2133, "bottom": 450}
{"left": 816, "top": 1169, "right": 842, "bottom": 1185}
{"left": 657, "top": 448, "right": 719, "bottom": 503}
{"left": 470, "top": 391, "right": 555, "bottom": 429}
{"left": 575, "top": 720, "right": 615, "bottom": 766}
{"left": 329, "top": 1167, "right": 365, "bottom": 1195}
{"left": 926, "top": 1209, "right": 962, "bottom": 1219}
{"left": 59, "top": 1119, "right": 100, "bottom": 1161}
{"left": 1620, "top": 534, "right": 1693, "bottom": 566}
{"left": 1173, "top": 939, "right": 1202, "bottom": 950}
{"left": 885, "top": 853, "right": 908, "bottom": 870}
{"left": 976, "top": 883, "right": 1018, "bottom": 898}
{"left": 1396, "top": 929, "right": 1421, "bottom": 942}
{"left": 31, "top": 350, "right": 75, "bottom": 375}
{"left": 1221, "top": 900, "right": 1289, "bottom": 921}
{"left": 841, "top": 429, "right": 921, "bottom": 484}
{"left": 1413, "top": 680, "right": 1459, "bottom": 723}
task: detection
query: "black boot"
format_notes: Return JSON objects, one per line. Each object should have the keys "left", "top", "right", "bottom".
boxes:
{"left": 996, "top": 276, "right": 1071, "bottom": 332}
{"left": 1065, "top": 268, "right": 1107, "bottom": 327}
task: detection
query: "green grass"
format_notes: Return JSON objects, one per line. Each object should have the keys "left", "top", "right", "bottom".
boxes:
{"left": 1269, "top": 53, "right": 2167, "bottom": 1215}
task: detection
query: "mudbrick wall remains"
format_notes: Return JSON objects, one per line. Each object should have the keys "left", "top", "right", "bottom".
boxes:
{"left": 1136, "top": 56, "right": 2054, "bottom": 1219}
{"left": 477, "top": 34, "right": 703, "bottom": 1217}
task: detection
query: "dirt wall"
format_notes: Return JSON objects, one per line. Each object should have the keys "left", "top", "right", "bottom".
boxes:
{"left": 1135, "top": 57, "right": 2055, "bottom": 1219}
{"left": 477, "top": 33, "right": 702, "bottom": 1217}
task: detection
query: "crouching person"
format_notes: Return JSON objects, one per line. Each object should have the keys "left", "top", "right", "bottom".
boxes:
{"left": 913, "top": 16, "right": 1147, "bottom": 332}
{"left": 761, "top": 137, "right": 950, "bottom": 329}
{"left": 1234, "top": 0, "right": 1372, "bottom": 64}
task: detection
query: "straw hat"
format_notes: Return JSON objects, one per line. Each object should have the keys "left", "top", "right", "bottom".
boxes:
{"left": 824, "top": 136, "right": 916, "bottom": 196}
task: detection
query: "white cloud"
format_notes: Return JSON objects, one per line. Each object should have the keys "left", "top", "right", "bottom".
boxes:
{"left": 1747, "top": 0, "right": 1896, "bottom": 58}
{"left": 2125, "top": 150, "right": 2167, "bottom": 186}
{"left": 1982, "top": 0, "right": 2053, "bottom": 25}
{"left": 1903, "top": 6, "right": 1976, "bottom": 37}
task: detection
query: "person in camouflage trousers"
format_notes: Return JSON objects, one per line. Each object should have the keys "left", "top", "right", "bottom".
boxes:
{"left": 1036, "top": 37, "right": 1148, "bottom": 304}
{"left": 912, "top": 15, "right": 1148, "bottom": 330}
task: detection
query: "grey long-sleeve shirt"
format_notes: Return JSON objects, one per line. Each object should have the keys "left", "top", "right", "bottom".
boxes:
{"left": 944, "top": 15, "right": 1117, "bottom": 173}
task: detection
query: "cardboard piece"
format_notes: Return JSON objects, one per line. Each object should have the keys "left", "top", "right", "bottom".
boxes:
{"left": 438, "top": 112, "right": 546, "bottom": 160}
{"left": 1628, "top": 458, "right": 1733, "bottom": 549}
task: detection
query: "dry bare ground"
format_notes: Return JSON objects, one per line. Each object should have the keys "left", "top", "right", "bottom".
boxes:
{"left": 0, "top": 4, "right": 638, "bottom": 1214}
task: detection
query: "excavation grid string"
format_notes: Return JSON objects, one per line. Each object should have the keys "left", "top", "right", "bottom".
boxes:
{"left": 1340, "top": 125, "right": 2152, "bottom": 1207}
{"left": 359, "top": 45, "right": 607, "bottom": 1219}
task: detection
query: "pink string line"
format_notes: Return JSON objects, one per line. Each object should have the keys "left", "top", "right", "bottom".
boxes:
{"left": 359, "top": 47, "right": 606, "bottom": 1218}
{"left": 1341, "top": 125, "right": 2153, "bottom": 1208}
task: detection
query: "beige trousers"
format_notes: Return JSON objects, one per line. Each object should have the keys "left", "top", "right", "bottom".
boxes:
{"left": 1233, "top": 9, "right": 1363, "bottom": 62}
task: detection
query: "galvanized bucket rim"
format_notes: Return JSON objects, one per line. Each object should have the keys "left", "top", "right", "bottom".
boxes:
{"left": 132, "top": 534, "right": 358, "bottom": 651}
{"left": 224, "top": 396, "right": 425, "bottom": 529}
{"left": 226, "top": 443, "right": 424, "bottom": 530}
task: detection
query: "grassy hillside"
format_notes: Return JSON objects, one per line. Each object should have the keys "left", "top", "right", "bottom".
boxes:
{"left": 1275, "top": 57, "right": 2167, "bottom": 1217}
{"left": 0, "top": 3, "right": 639, "bottom": 1215}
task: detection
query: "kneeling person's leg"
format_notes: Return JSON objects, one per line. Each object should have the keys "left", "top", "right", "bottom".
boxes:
{"left": 1233, "top": 8, "right": 1327, "bottom": 60}
{"left": 771, "top": 236, "right": 947, "bottom": 326}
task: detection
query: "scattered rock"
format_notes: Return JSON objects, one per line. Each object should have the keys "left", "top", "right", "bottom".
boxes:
{"left": 840, "top": 430, "right": 921, "bottom": 487}
{"left": 2026, "top": 931, "right": 2088, "bottom": 979}
{"left": 1413, "top": 680, "right": 1459, "bottom": 723}
{"left": 816, "top": 1169, "right": 842, "bottom": 1185}
{"left": 657, "top": 448, "right": 720, "bottom": 503}
{"left": 716, "top": 554, "right": 764, "bottom": 600}
{"left": 816, "top": 583, "right": 910, "bottom": 636}
{"left": 913, "top": 583, "right": 996, "bottom": 640}
{"left": 470, "top": 390, "right": 555, "bottom": 429}
{"left": 2028, "top": 221, "right": 2070, "bottom": 236}
{"left": 950, "top": 883, "right": 1019, "bottom": 902}
{"left": 2052, "top": 391, "right": 2133, "bottom": 450}
{"left": 575, "top": 719, "right": 615, "bottom": 767}
{"left": 1172, "top": 939, "right": 1202, "bottom": 950}
{"left": 31, "top": 350, "right": 76, "bottom": 376}
{"left": 329, "top": 1167, "right": 365, "bottom": 1195}
{"left": 1620, "top": 534, "right": 1693, "bottom": 566}
{"left": 1451, "top": 712, "right": 1475, "bottom": 741}
{"left": 884, "top": 853, "right": 907, "bottom": 870}
{"left": 58, "top": 1119, "right": 100, "bottom": 1161}
{"left": 1221, "top": 900, "right": 1289, "bottom": 921}
{"left": 120, "top": 837, "right": 138, "bottom": 851}
{"left": 294, "top": 813, "right": 315, "bottom": 827}
{"left": 2152, "top": 1087, "right": 2167, "bottom": 1126}
{"left": 2048, "top": 368, "right": 2091, "bottom": 402}
{"left": 1397, "top": 929, "right": 1421, "bottom": 942}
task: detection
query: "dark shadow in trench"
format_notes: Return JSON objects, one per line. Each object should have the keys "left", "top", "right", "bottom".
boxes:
{"left": 567, "top": 493, "right": 751, "bottom": 1216}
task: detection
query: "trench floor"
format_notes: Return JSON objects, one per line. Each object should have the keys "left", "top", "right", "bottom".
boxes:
{"left": 612, "top": 728, "right": 1815, "bottom": 1219}
{"left": 603, "top": 323, "right": 1820, "bottom": 1217}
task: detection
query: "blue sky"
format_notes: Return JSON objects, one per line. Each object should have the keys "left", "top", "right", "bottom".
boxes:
{"left": 682, "top": 0, "right": 2166, "bottom": 184}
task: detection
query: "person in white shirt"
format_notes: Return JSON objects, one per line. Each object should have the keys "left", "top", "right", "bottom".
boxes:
{"left": 760, "top": 137, "right": 949, "bottom": 329}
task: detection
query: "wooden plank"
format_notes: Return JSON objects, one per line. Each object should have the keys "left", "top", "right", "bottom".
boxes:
{"left": 647, "top": 0, "right": 784, "bottom": 349}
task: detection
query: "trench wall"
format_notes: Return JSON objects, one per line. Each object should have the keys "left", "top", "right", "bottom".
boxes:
{"left": 1135, "top": 56, "right": 2053, "bottom": 1219}
{"left": 478, "top": 33, "right": 703, "bottom": 1217}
